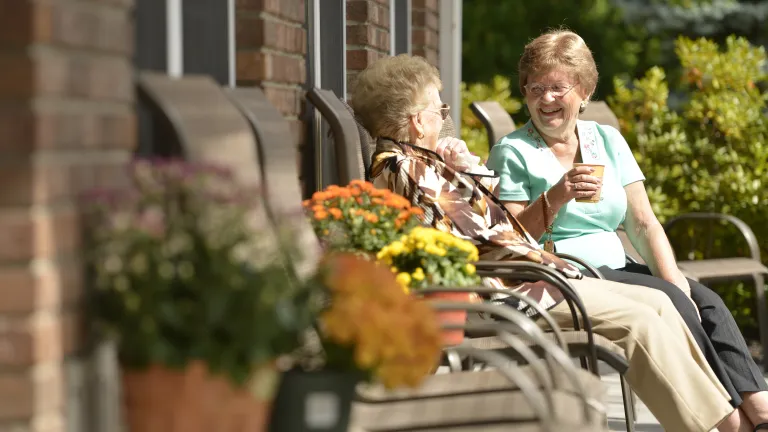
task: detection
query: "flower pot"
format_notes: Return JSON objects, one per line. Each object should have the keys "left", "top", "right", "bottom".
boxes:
{"left": 122, "top": 361, "right": 279, "bottom": 432}
{"left": 424, "top": 291, "right": 471, "bottom": 345}
{"left": 269, "top": 370, "right": 359, "bottom": 432}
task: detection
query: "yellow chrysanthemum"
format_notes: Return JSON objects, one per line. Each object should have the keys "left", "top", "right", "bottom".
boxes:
{"left": 395, "top": 272, "right": 412, "bottom": 287}
{"left": 412, "top": 267, "right": 425, "bottom": 281}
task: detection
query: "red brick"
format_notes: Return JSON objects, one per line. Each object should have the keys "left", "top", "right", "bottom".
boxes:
{"left": 412, "top": 0, "right": 438, "bottom": 11}
{"left": 236, "top": 0, "right": 305, "bottom": 23}
{"left": 412, "top": 28, "right": 438, "bottom": 50}
{"left": 236, "top": 51, "right": 267, "bottom": 82}
{"left": 0, "top": 206, "right": 80, "bottom": 263}
{"left": 0, "top": 54, "right": 35, "bottom": 99}
{"left": 412, "top": 9, "right": 438, "bottom": 31}
{"left": 263, "top": 86, "right": 302, "bottom": 117}
{"left": 0, "top": 0, "right": 53, "bottom": 47}
{"left": 270, "top": 54, "right": 305, "bottom": 84}
{"left": 0, "top": 262, "right": 67, "bottom": 314}
{"left": 51, "top": 2, "right": 132, "bottom": 54}
{"left": 348, "top": 24, "right": 389, "bottom": 52}
{"left": 263, "top": 19, "right": 306, "bottom": 54}
{"left": 237, "top": 16, "right": 306, "bottom": 55}
{"left": 347, "top": 0, "right": 390, "bottom": 28}
{"left": 0, "top": 369, "right": 35, "bottom": 418}
{"left": 0, "top": 314, "right": 62, "bottom": 367}
{"left": 347, "top": 49, "right": 386, "bottom": 72}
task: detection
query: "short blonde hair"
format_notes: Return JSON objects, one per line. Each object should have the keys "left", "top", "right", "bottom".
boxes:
{"left": 519, "top": 30, "right": 598, "bottom": 100}
{"left": 350, "top": 54, "right": 442, "bottom": 141}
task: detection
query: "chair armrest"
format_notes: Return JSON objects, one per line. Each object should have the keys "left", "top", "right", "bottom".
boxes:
{"left": 473, "top": 260, "right": 598, "bottom": 372}
{"left": 555, "top": 253, "right": 605, "bottom": 279}
{"left": 447, "top": 345, "right": 550, "bottom": 421}
{"left": 663, "top": 212, "right": 762, "bottom": 261}
{"left": 417, "top": 285, "right": 566, "bottom": 352}
{"left": 437, "top": 304, "right": 596, "bottom": 423}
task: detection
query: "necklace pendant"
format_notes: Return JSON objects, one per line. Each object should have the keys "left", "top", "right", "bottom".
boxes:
{"left": 544, "top": 239, "right": 555, "bottom": 253}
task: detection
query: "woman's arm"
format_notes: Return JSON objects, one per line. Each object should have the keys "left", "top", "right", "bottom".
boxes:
{"left": 503, "top": 195, "right": 556, "bottom": 241}
{"left": 623, "top": 181, "right": 692, "bottom": 296}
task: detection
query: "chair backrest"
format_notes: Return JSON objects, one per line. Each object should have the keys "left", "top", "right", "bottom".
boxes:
{"left": 469, "top": 101, "right": 517, "bottom": 150}
{"left": 580, "top": 101, "right": 620, "bottom": 130}
{"left": 137, "top": 72, "right": 262, "bottom": 187}
{"left": 337, "top": 97, "right": 376, "bottom": 180}
{"left": 226, "top": 86, "right": 321, "bottom": 279}
{"left": 306, "top": 88, "right": 363, "bottom": 185}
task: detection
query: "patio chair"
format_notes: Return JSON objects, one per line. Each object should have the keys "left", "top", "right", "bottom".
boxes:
{"left": 306, "top": 87, "right": 638, "bottom": 431}
{"left": 479, "top": 98, "right": 768, "bottom": 369}
{"left": 469, "top": 101, "right": 517, "bottom": 151}
{"left": 350, "top": 306, "right": 609, "bottom": 432}
{"left": 229, "top": 87, "right": 614, "bottom": 431}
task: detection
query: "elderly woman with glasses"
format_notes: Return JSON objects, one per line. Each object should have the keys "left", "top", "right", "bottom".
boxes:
{"left": 485, "top": 29, "right": 768, "bottom": 432}
{"left": 351, "top": 53, "right": 741, "bottom": 432}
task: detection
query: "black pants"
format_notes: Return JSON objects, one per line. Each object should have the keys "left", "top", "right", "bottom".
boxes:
{"left": 589, "top": 263, "right": 768, "bottom": 408}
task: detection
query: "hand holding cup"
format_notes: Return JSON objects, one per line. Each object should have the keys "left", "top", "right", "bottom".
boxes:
{"left": 552, "top": 163, "right": 604, "bottom": 204}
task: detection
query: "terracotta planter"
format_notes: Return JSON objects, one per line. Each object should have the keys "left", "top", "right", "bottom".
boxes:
{"left": 424, "top": 291, "right": 471, "bottom": 345}
{"left": 122, "top": 361, "right": 279, "bottom": 432}
{"left": 269, "top": 370, "right": 359, "bottom": 432}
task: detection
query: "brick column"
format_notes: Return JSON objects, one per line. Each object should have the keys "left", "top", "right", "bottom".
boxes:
{"left": 346, "top": 0, "right": 391, "bottom": 90}
{"left": 411, "top": 0, "right": 439, "bottom": 66}
{"left": 0, "top": 0, "right": 135, "bottom": 431}
{"left": 235, "top": 0, "right": 307, "bottom": 151}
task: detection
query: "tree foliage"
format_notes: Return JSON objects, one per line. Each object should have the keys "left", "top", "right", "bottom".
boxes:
{"left": 462, "top": 0, "right": 655, "bottom": 99}
{"left": 609, "top": 36, "right": 768, "bottom": 333}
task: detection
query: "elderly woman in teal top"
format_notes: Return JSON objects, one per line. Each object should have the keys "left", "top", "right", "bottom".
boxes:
{"left": 487, "top": 29, "right": 768, "bottom": 432}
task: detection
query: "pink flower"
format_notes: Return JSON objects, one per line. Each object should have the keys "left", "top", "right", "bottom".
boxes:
{"left": 136, "top": 206, "right": 166, "bottom": 238}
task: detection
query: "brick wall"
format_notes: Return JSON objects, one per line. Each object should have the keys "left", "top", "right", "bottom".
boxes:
{"left": 235, "top": 0, "right": 307, "bottom": 160}
{"left": 345, "top": 0, "right": 390, "bottom": 90}
{"left": 0, "top": 0, "right": 135, "bottom": 430}
{"left": 411, "top": 0, "right": 439, "bottom": 67}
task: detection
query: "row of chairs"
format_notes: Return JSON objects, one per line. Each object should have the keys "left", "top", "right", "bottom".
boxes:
{"left": 136, "top": 72, "right": 622, "bottom": 431}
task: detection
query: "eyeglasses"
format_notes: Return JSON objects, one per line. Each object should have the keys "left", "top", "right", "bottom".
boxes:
{"left": 422, "top": 103, "right": 451, "bottom": 120}
{"left": 524, "top": 83, "right": 577, "bottom": 98}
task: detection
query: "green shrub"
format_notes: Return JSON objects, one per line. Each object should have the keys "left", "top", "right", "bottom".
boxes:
{"left": 609, "top": 35, "right": 768, "bottom": 335}
{"left": 460, "top": 76, "right": 522, "bottom": 160}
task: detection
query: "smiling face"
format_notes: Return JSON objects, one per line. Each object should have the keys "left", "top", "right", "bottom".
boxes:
{"left": 525, "top": 69, "right": 588, "bottom": 142}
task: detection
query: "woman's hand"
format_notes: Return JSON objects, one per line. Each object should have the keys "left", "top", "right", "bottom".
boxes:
{"left": 669, "top": 272, "right": 701, "bottom": 320}
{"left": 436, "top": 137, "right": 472, "bottom": 169}
{"left": 549, "top": 166, "right": 602, "bottom": 205}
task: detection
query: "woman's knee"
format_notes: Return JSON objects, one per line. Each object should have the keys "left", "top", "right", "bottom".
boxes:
{"left": 689, "top": 281, "right": 728, "bottom": 310}
{"left": 638, "top": 288, "right": 678, "bottom": 313}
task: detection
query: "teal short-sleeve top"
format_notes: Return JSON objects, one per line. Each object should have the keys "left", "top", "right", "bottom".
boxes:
{"left": 486, "top": 120, "right": 645, "bottom": 269}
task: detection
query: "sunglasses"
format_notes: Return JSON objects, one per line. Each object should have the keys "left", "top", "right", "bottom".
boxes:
{"left": 423, "top": 103, "right": 451, "bottom": 120}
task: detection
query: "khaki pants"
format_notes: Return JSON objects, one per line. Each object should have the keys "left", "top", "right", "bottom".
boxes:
{"left": 547, "top": 278, "right": 734, "bottom": 432}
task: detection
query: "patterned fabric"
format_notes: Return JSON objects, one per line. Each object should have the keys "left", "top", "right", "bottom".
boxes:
{"left": 370, "top": 138, "right": 583, "bottom": 316}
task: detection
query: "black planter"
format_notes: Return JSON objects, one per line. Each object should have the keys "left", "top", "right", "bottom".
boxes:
{"left": 269, "top": 370, "right": 360, "bottom": 432}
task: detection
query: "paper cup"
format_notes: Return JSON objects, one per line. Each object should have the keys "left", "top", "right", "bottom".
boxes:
{"left": 573, "top": 163, "right": 605, "bottom": 203}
